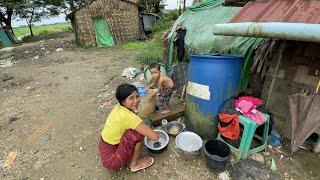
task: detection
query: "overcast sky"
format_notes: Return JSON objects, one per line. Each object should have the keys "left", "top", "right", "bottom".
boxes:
{"left": 13, "top": 0, "right": 193, "bottom": 27}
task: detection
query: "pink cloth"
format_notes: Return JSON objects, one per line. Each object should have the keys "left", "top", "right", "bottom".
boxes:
{"left": 235, "top": 96, "right": 265, "bottom": 125}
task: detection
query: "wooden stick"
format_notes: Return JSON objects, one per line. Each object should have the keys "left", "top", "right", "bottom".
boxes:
{"left": 180, "top": 85, "right": 186, "bottom": 101}
{"left": 316, "top": 79, "right": 320, "bottom": 93}
{"left": 169, "top": 145, "right": 180, "bottom": 157}
{"left": 266, "top": 41, "right": 286, "bottom": 109}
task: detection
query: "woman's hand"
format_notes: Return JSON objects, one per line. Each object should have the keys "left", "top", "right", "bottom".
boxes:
{"left": 135, "top": 123, "right": 159, "bottom": 141}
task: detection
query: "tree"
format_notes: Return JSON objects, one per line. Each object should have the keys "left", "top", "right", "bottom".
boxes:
{"left": 17, "top": 0, "right": 60, "bottom": 36}
{"left": 48, "top": 0, "right": 89, "bottom": 15}
{"left": 0, "top": 0, "right": 24, "bottom": 35}
{"left": 139, "top": 0, "right": 163, "bottom": 13}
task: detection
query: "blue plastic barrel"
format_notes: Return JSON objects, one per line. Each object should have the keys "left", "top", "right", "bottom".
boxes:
{"left": 185, "top": 54, "right": 242, "bottom": 139}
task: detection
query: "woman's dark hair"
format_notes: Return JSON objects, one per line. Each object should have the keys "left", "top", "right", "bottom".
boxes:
{"left": 116, "top": 84, "right": 138, "bottom": 105}
{"left": 149, "top": 63, "right": 160, "bottom": 71}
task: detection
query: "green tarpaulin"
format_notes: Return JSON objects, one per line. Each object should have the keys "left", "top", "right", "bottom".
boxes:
{"left": 92, "top": 18, "right": 115, "bottom": 47}
{"left": 167, "top": 0, "right": 262, "bottom": 90}
{"left": 0, "top": 29, "right": 13, "bottom": 47}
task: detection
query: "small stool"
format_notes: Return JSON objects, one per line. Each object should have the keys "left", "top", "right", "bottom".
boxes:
{"left": 217, "top": 114, "right": 270, "bottom": 159}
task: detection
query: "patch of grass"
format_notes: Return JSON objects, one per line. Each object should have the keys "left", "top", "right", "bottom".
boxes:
{"left": 122, "top": 41, "right": 150, "bottom": 51}
{"left": 13, "top": 23, "right": 71, "bottom": 39}
{"left": 136, "top": 39, "right": 163, "bottom": 64}
{"left": 123, "top": 10, "right": 179, "bottom": 65}
{"left": 81, "top": 44, "right": 94, "bottom": 49}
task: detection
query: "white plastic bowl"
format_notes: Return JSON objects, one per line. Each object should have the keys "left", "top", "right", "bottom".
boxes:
{"left": 175, "top": 131, "right": 203, "bottom": 154}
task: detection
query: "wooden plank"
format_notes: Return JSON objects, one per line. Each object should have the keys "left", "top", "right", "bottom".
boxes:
{"left": 150, "top": 103, "right": 185, "bottom": 126}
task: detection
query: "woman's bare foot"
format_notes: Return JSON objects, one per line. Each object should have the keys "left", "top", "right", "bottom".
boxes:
{"left": 160, "top": 109, "right": 170, "bottom": 114}
{"left": 130, "top": 157, "right": 154, "bottom": 172}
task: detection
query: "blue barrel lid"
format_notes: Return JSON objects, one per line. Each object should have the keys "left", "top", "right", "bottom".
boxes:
{"left": 190, "top": 54, "right": 242, "bottom": 60}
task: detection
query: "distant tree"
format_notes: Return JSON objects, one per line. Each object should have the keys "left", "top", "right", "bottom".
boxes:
{"left": 139, "top": 0, "right": 164, "bottom": 13}
{"left": 0, "top": 0, "right": 24, "bottom": 35}
{"left": 17, "top": 0, "right": 60, "bottom": 36}
{"left": 48, "top": 0, "right": 89, "bottom": 15}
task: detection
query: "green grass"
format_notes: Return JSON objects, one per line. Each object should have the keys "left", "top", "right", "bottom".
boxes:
{"left": 122, "top": 10, "right": 179, "bottom": 65}
{"left": 13, "top": 23, "right": 71, "bottom": 38}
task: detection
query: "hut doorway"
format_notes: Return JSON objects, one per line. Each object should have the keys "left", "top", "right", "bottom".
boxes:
{"left": 92, "top": 17, "right": 114, "bottom": 46}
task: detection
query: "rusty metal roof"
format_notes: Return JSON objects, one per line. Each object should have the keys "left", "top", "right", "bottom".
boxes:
{"left": 229, "top": 0, "right": 320, "bottom": 24}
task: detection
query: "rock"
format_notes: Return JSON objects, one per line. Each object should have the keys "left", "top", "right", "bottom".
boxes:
{"left": 250, "top": 153, "right": 265, "bottom": 164}
{"left": 55, "top": 48, "right": 63, "bottom": 52}
{"left": 34, "top": 160, "right": 44, "bottom": 170}
{"left": 0, "top": 60, "right": 14, "bottom": 68}
{"left": 1, "top": 74, "right": 14, "bottom": 82}
{"left": 8, "top": 117, "right": 18, "bottom": 124}
{"left": 0, "top": 47, "right": 15, "bottom": 53}
{"left": 263, "top": 151, "right": 270, "bottom": 156}
{"left": 218, "top": 171, "right": 230, "bottom": 180}
{"left": 284, "top": 172, "right": 290, "bottom": 178}
{"left": 40, "top": 178, "right": 44, "bottom": 180}
{"left": 41, "top": 133, "right": 51, "bottom": 143}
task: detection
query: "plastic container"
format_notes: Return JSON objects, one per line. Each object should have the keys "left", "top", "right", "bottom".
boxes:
{"left": 137, "top": 86, "right": 147, "bottom": 97}
{"left": 204, "top": 139, "right": 231, "bottom": 172}
{"left": 185, "top": 54, "right": 242, "bottom": 139}
{"left": 175, "top": 131, "right": 202, "bottom": 157}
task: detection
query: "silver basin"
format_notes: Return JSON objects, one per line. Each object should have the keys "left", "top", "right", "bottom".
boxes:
{"left": 164, "top": 121, "right": 185, "bottom": 136}
{"left": 145, "top": 129, "right": 169, "bottom": 153}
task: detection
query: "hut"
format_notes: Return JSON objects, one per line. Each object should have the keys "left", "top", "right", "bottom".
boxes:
{"left": 213, "top": 0, "right": 320, "bottom": 151}
{"left": 68, "top": 0, "right": 141, "bottom": 47}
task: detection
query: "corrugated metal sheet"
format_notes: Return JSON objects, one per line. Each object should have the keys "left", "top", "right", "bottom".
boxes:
{"left": 230, "top": 0, "right": 320, "bottom": 24}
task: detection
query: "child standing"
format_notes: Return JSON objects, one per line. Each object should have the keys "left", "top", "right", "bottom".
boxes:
{"left": 147, "top": 63, "right": 174, "bottom": 114}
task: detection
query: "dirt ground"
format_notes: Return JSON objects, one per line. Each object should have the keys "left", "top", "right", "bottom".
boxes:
{"left": 1, "top": 32, "right": 319, "bottom": 180}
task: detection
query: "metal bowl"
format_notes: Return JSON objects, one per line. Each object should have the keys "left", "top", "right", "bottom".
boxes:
{"left": 144, "top": 129, "right": 169, "bottom": 154}
{"left": 164, "top": 121, "right": 185, "bottom": 136}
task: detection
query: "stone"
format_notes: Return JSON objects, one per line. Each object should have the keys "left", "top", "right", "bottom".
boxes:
{"left": 250, "top": 153, "right": 265, "bottom": 164}
{"left": 263, "top": 151, "right": 270, "bottom": 156}
{"left": 8, "top": 117, "right": 18, "bottom": 124}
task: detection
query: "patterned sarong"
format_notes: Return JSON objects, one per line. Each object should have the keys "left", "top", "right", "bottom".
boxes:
{"left": 159, "top": 88, "right": 174, "bottom": 104}
{"left": 99, "top": 129, "right": 143, "bottom": 171}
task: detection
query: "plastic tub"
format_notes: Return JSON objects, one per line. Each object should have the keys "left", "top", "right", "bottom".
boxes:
{"left": 204, "top": 139, "right": 231, "bottom": 172}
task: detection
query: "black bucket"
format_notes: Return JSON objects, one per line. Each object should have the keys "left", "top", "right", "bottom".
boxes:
{"left": 204, "top": 139, "right": 231, "bottom": 172}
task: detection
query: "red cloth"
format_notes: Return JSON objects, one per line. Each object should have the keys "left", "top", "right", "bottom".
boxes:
{"left": 218, "top": 113, "right": 240, "bottom": 140}
{"left": 99, "top": 129, "right": 143, "bottom": 171}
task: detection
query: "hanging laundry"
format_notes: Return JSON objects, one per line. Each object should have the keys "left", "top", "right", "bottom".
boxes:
{"left": 175, "top": 26, "right": 187, "bottom": 62}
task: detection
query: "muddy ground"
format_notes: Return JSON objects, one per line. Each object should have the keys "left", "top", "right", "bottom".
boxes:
{"left": 1, "top": 32, "right": 319, "bottom": 180}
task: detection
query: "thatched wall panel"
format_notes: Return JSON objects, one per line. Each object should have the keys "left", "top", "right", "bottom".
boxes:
{"left": 72, "top": 0, "right": 139, "bottom": 46}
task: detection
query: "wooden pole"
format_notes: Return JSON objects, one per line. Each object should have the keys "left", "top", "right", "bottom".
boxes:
{"left": 265, "top": 41, "right": 286, "bottom": 109}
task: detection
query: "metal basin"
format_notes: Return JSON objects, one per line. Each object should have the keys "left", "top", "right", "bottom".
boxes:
{"left": 145, "top": 129, "right": 169, "bottom": 154}
{"left": 164, "top": 121, "right": 185, "bottom": 136}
